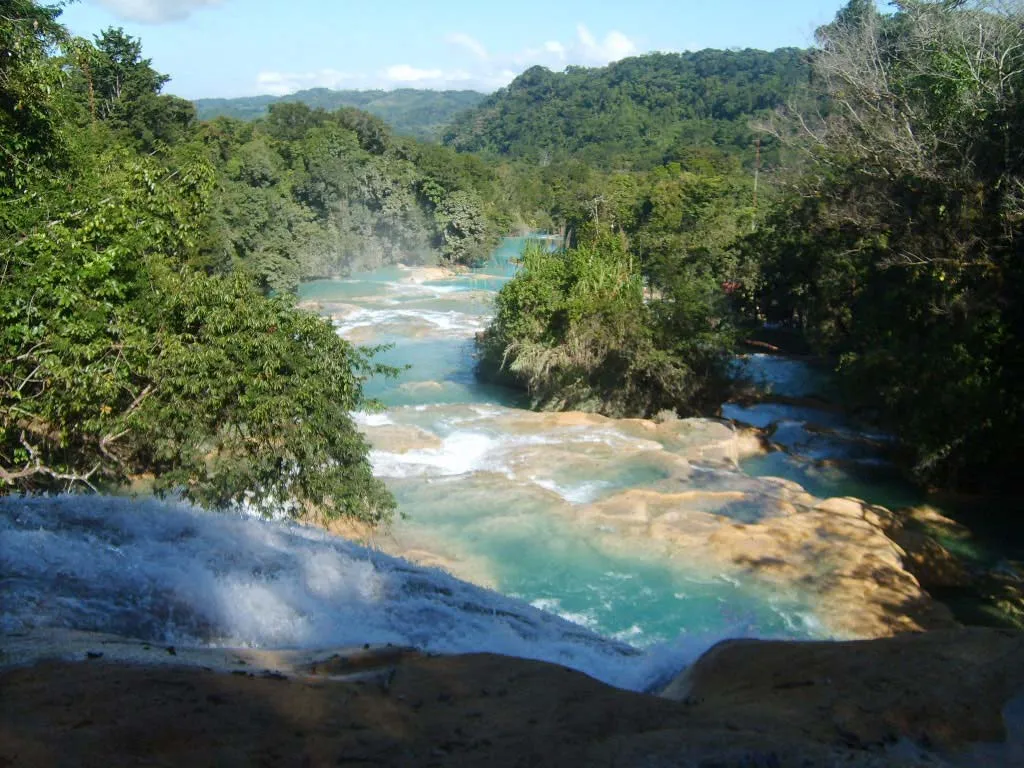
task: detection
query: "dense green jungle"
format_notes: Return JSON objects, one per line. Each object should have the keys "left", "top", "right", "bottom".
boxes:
{"left": 194, "top": 88, "right": 486, "bottom": 140}
{"left": 2, "top": 0, "right": 1022, "bottom": 531}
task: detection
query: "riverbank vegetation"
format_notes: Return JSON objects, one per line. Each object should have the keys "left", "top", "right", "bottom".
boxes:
{"left": 477, "top": 0, "right": 1024, "bottom": 496}
{"left": 200, "top": 102, "right": 505, "bottom": 292}
{"left": 743, "top": 0, "right": 1024, "bottom": 493}
{"left": 4, "top": 0, "right": 1022, "bottom": 513}
{"left": 478, "top": 237, "right": 734, "bottom": 416}
{"left": 0, "top": 3, "right": 395, "bottom": 523}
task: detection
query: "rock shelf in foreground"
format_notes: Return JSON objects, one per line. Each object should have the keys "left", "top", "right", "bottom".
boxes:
{"left": 2, "top": 627, "right": 1023, "bottom": 767}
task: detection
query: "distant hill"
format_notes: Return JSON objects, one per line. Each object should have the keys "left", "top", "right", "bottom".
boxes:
{"left": 442, "top": 49, "right": 811, "bottom": 169}
{"left": 194, "top": 88, "right": 487, "bottom": 141}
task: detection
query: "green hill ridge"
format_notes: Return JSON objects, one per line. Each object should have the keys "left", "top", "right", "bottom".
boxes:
{"left": 443, "top": 49, "right": 810, "bottom": 169}
{"left": 195, "top": 87, "right": 486, "bottom": 141}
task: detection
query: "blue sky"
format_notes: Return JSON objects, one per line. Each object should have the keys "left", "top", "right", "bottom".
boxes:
{"left": 57, "top": 0, "right": 855, "bottom": 99}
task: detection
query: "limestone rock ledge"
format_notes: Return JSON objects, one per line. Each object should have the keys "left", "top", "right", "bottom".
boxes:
{"left": 3, "top": 627, "right": 1024, "bottom": 767}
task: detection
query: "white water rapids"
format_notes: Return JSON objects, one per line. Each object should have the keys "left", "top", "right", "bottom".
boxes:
{"left": 3, "top": 238, "right": 891, "bottom": 691}
{"left": 0, "top": 494, "right": 716, "bottom": 692}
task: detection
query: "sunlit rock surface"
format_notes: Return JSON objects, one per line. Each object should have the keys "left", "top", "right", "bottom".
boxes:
{"left": 296, "top": 241, "right": 956, "bottom": 643}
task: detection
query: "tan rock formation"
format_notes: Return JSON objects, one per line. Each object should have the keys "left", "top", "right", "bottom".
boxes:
{"left": 4, "top": 627, "right": 1024, "bottom": 766}
{"left": 662, "top": 628, "right": 1024, "bottom": 760}
{"left": 397, "top": 264, "right": 460, "bottom": 283}
{"left": 579, "top": 491, "right": 956, "bottom": 638}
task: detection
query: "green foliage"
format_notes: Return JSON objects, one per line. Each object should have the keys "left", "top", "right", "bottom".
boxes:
{"left": 478, "top": 239, "right": 735, "bottom": 417}
{"left": 434, "top": 189, "right": 490, "bottom": 266}
{"left": 70, "top": 27, "right": 197, "bottom": 150}
{"left": 0, "top": 0, "right": 68, "bottom": 195}
{"left": 745, "top": 0, "right": 1024, "bottom": 492}
{"left": 0, "top": 3, "right": 396, "bottom": 525}
{"left": 200, "top": 101, "right": 506, "bottom": 291}
{"left": 444, "top": 50, "right": 810, "bottom": 170}
{"left": 194, "top": 88, "right": 487, "bottom": 141}
{"left": 132, "top": 267, "right": 396, "bottom": 523}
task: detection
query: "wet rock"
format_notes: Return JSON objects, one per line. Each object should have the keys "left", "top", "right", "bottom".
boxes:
{"left": 583, "top": 490, "right": 956, "bottom": 638}
{"left": 662, "top": 628, "right": 1024, "bottom": 755}
{"left": 397, "top": 265, "right": 460, "bottom": 283}
{"left": 890, "top": 528, "right": 971, "bottom": 589}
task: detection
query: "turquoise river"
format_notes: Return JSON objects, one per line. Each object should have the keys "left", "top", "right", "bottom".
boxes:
{"left": 297, "top": 237, "right": 924, "bottom": 650}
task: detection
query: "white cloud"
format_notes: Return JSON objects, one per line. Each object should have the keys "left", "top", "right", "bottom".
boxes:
{"left": 511, "top": 25, "right": 637, "bottom": 70}
{"left": 93, "top": 0, "right": 224, "bottom": 23}
{"left": 446, "top": 32, "right": 489, "bottom": 60}
{"left": 256, "top": 69, "right": 357, "bottom": 97}
{"left": 575, "top": 24, "right": 637, "bottom": 64}
{"left": 576, "top": 24, "right": 598, "bottom": 51}
{"left": 253, "top": 64, "right": 506, "bottom": 95}
{"left": 543, "top": 41, "right": 567, "bottom": 60}
{"left": 250, "top": 24, "right": 647, "bottom": 96}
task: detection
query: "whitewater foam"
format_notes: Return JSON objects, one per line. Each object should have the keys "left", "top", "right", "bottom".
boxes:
{"left": 532, "top": 477, "right": 611, "bottom": 504}
{"left": 0, "top": 495, "right": 738, "bottom": 692}
{"left": 335, "top": 308, "right": 487, "bottom": 339}
{"left": 370, "top": 431, "right": 501, "bottom": 478}
{"left": 352, "top": 411, "right": 394, "bottom": 427}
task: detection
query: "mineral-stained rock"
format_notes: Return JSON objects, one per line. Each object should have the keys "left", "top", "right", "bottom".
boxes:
{"left": 4, "top": 627, "right": 1024, "bottom": 767}
{"left": 582, "top": 490, "right": 957, "bottom": 638}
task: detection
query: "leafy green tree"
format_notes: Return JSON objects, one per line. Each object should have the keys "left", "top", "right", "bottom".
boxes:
{"left": 478, "top": 237, "right": 734, "bottom": 416}
{"left": 90, "top": 27, "right": 169, "bottom": 116}
{"left": 434, "top": 190, "right": 489, "bottom": 265}
{"left": 748, "top": 0, "right": 1024, "bottom": 491}
{"left": 1, "top": 3, "right": 396, "bottom": 525}
{"left": 72, "top": 27, "right": 195, "bottom": 149}
{"left": 0, "top": 0, "right": 68, "bottom": 195}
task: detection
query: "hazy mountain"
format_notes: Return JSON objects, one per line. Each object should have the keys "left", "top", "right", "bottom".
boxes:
{"left": 194, "top": 88, "right": 487, "bottom": 141}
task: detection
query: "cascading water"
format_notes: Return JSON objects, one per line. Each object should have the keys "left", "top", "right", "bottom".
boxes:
{"left": 0, "top": 494, "right": 695, "bottom": 691}
{"left": 298, "top": 238, "right": 827, "bottom": 646}
{"left": 1, "top": 237, "right": 873, "bottom": 691}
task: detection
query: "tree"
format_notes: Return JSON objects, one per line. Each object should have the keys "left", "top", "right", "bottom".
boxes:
{"left": 0, "top": 0, "right": 68, "bottom": 195}
{"left": 434, "top": 190, "right": 489, "bottom": 265}
{"left": 477, "top": 237, "right": 734, "bottom": 417}
{"left": 75, "top": 27, "right": 195, "bottom": 148}
{"left": 91, "top": 27, "right": 169, "bottom": 116}
{"left": 1, "top": 3, "right": 396, "bottom": 525}
{"left": 750, "top": 0, "right": 1024, "bottom": 491}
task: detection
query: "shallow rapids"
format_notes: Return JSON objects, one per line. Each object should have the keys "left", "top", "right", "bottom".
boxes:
{"left": 302, "top": 238, "right": 824, "bottom": 646}
{"left": 1, "top": 239, "right": 867, "bottom": 692}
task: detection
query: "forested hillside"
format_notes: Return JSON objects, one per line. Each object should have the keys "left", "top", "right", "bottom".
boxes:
{"left": 478, "top": 0, "right": 1024, "bottom": 495}
{"left": 200, "top": 102, "right": 505, "bottom": 292}
{"left": 443, "top": 49, "right": 810, "bottom": 169}
{"left": 195, "top": 88, "right": 486, "bottom": 141}
{"left": 1, "top": 5, "right": 512, "bottom": 523}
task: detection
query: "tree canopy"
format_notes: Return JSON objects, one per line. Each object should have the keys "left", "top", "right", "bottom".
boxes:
{"left": 195, "top": 88, "right": 487, "bottom": 142}
{"left": 443, "top": 49, "right": 811, "bottom": 170}
{"left": 740, "top": 0, "right": 1024, "bottom": 492}
{"left": 0, "top": 5, "right": 395, "bottom": 524}
{"left": 199, "top": 101, "right": 505, "bottom": 293}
